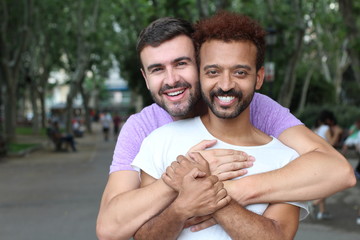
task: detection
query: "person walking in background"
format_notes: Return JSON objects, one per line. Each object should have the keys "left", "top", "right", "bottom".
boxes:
{"left": 312, "top": 110, "right": 343, "bottom": 220}
{"left": 112, "top": 113, "right": 122, "bottom": 139}
{"left": 342, "top": 118, "right": 360, "bottom": 178}
{"left": 100, "top": 112, "right": 112, "bottom": 141}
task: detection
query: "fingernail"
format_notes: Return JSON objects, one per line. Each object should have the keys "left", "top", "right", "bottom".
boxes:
{"left": 248, "top": 156, "right": 255, "bottom": 161}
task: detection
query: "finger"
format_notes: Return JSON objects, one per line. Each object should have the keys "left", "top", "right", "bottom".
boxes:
{"left": 213, "top": 180, "right": 224, "bottom": 191}
{"left": 176, "top": 155, "right": 188, "bottom": 163}
{"left": 214, "top": 153, "right": 255, "bottom": 165}
{"left": 216, "top": 188, "right": 228, "bottom": 200}
{"left": 186, "top": 167, "right": 206, "bottom": 179}
{"left": 170, "top": 161, "right": 180, "bottom": 170}
{"left": 161, "top": 172, "right": 172, "bottom": 186}
{"left": 216, "top": 161, "right": 254, "bottom": 172}
{"left": 217, "top": 169, "right": 248, "bottom": 181}
{"left": 188, "top": 152, "right": 207, "bottom": 164}
{"left": 188, "top": 139, "right": 217, "bottom": 153}
{"left": 217, "top": 195, "right": 232, "bottom": 209}
{"left": 184, "top": 215, "right": 212, "bottom": 228}
{"left": 165, "top": 165, "right": 175, "bottom": 175}
{"left": 206, "top": 175, "right": 219, "bottom": 185}
{"left": 190, "top": 218, "right": 217, "bottom": 232}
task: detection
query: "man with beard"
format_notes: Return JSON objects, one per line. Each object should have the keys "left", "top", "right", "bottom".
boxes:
{"left": 131, "top": 11, "right": 307, "bottom": 239}
{"left": 96, "top": 15, "right": 355, "bottom": 240}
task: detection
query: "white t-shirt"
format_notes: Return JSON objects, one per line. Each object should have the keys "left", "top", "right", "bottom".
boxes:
{"left": 132, "top": 117, "right": 309, "bottom": 240}
{"left": 314, "top": 124, "right": 329, "bottom": 140}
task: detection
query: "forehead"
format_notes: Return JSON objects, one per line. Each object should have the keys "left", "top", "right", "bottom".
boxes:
{"left": 140, "top": 35, "right": 195, "bottom": 67}
{"left": 199, "top": 40, "right": 257, "bottom": 67}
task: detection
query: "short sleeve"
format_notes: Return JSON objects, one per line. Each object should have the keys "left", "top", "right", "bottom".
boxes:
{"left": 110, "top": 115, "right": 146, "bottom": 173}
{"left": 250, "top": 93, "right": 303, "bottom": 138}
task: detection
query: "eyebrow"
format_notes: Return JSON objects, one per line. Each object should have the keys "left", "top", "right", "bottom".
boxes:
{"left": 147, "top": 63, "right": 163, "bottom": 72}
{"left": 147, "top": 56, "right": 193, "bottom": 72}
{"left": 172, "top": 56, "right": 192, "bottom": 64}
{"left": 203, "top": 64, "right": 252, "bottom": 71}
{"left": 203, "top": 64, "right": 221, "bottom": 71}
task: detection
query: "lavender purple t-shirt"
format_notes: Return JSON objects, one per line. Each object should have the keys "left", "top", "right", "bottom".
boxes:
{"left": 109, "top": 93, "right": 303, "bottom": 173}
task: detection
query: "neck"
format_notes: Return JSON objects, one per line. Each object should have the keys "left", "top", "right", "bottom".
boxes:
{"left": 201, "top": 108, "right": 270, "bottom": 146}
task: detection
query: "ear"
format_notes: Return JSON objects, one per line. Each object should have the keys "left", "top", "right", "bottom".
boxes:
{"left": 141, "top": 68, "right": 150, "bottom": 90}
{"left": 255, "top": 66, "right": 265, "bottom": 90}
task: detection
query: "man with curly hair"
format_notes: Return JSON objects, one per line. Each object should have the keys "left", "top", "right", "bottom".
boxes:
{"left": 97, "top": 13, "right": 355, "bottom": 240}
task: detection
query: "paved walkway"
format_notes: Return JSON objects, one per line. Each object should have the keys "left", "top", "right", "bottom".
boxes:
{"left": 0, "top": 123, "right": 360, "bottom": 239}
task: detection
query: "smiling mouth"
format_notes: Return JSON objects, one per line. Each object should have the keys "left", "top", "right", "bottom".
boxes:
{"left": 166, "top": 89, "right": 185, "bottom": 96}
{"left": 217, "top": 96, "right": 235, "bottom": 103}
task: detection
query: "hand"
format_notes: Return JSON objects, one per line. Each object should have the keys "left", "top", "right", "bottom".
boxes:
{"left": 188, "top": 140, "right": 255, "bottom": 181}
{"left": 162, "top": 153, "right": 210, "bottom": 191}
{"left": 184, "top": 215, "right": 217, "bottom": 232}
{"left": 173, "top": 168, "right": 231, "bottom": 218}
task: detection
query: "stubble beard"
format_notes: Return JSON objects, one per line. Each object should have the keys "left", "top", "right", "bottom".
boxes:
{"left": 150, "top": 81, "right": 201, "bottom": 118}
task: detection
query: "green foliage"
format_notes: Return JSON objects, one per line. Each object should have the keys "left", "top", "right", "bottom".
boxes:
{"left": 8, "top": 143, "right": 39, "bottom": 153}
{"left": 1, "top": 0, "right": 359, "bottom": 126}
{"left": 15, "top": 127, "right": 47, "bottom": 136}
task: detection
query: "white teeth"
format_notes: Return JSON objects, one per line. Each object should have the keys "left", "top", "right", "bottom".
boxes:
{"left": 167, "top": 90, "right": 184, "bottom": 96}
{"left": 218, "top": 96, "right": 234, "bottom": 103}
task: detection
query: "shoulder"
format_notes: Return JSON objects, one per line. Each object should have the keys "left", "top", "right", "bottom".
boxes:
{"left": 251, "top": 92, "right": 283, "bottom": 110}
{"left": 125, "top": 103, "right": 173, "bottom": 130}
{"left": 146, "top": 117, "right": 199, "bottom": 139}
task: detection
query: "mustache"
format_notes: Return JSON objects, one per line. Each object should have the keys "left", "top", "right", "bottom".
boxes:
{"left": 209, "top": 89, "right": 243, "bottom": 99}
{"left": 159, "top": 82, "right": 191, "bottom": 94}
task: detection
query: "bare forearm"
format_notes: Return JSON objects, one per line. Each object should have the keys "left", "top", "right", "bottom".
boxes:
{"left": 214, "top": 201, "right": 287, "bottom": 240}
{"left": 226, "top": 149, "right": 355, "bottom": 206}
{"left": 97, "top": 179, "right": 176, "bottom": 240}
{"left": 134, "top": 200, "right": 187, "bottom": 240}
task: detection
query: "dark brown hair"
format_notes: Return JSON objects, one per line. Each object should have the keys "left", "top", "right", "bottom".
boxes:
{"left": 193, "top": 11, "right": 266, "bottom": 71}
{"left": 136, "top": 17, "right": 194, "bottom": 58}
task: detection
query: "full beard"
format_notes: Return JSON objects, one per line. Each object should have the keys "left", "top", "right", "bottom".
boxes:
{"left": 202, "top": 88, "right": 254, "bottom": 119}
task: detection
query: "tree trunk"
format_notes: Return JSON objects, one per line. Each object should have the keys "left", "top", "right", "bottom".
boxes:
{"left": 277, "top": 27, "right": 305, "bottom": 107}
{"left": 4, "top": 83, "right": 17, "bottom": 142}
{"left": 79, "top": 83, "right": 92, "bottom": 133}
{"left": 338, "top": 0, "right": 360, "bottom": 86}
{"left": 334, "top": 41, "right": 350, "bottom": 104}
{"left": 297, "top": 65, "right": 314, "bottom": 114}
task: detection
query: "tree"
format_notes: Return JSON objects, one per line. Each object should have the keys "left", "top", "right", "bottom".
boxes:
{"left": 0, "top": 0, "right": 33, "bottom": 141}
{"left": 338, "top": 0, "right": 360, "bottom": 86}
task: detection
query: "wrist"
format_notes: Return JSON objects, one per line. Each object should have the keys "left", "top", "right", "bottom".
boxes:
{"left": 224, "top": 177, "right": 257, "bottom": 206}
{"left": 159, "top": 178, "right": 178, "bottom": 200}
{"left": 171, "top": 198, "right": 192, "bottom": 221}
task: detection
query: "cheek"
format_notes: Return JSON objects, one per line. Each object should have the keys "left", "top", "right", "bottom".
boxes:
{"left": 146, "top": 77, "right": 162, "bottom": 91}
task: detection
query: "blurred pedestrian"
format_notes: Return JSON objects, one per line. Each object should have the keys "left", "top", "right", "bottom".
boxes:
{"left": 100, "top": 112, "right": 112, "bottom": 141}
{"left": 342, "top": 119, "right": 360, "bottom": 178}
{"left": 48, "top": 121, "right": 77, "bottom": 152}
{"left": 312, "top": 110, "right": 342, "bottom": 220}
{"left": 112, "top": 113, "right": 122, "bottom": 139}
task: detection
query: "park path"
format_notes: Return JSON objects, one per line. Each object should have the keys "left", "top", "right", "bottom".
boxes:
{"left": 0, "top": 123, "right": 114, "bottom": 240}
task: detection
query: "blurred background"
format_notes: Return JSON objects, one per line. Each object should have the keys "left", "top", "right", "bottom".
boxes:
{"left": 0, "top": 0, "right": 360, "bottom": 239}
{"left": 1, "top": 0, "right": 360, "bottom": 147}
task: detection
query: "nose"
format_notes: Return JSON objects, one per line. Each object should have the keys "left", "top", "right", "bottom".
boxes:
{"left": 217, "top": 72, "right": 234, "bottom": 91}
{"left": 164, "top": 67, "right": 179, "bottom": 86}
